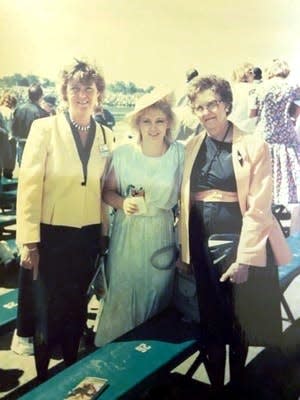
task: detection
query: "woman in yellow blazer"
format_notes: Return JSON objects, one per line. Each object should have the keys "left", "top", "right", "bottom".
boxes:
{"left": 16, "top": 60, "right": 113, "bottom": 381}
{"left": 178, "top": 75, "right": 291, "bottom": 397}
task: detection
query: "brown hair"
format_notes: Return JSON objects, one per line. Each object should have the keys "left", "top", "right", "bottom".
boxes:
{"left": 60, "top": 59, "right": 105, "bottom": 104}
{"left": 0, "top": 92, "right": 17, "bottom": 109}
{"left": 232, "top": 62, "right": 254, "bottom": 82}
{"left": 187, "top": 75, "right": 233, "bottom": 115}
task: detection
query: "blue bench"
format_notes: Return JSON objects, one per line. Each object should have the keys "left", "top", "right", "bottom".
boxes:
{"left": 19, "top": 308, "right": 200, "bottom": 400}
{"left": 0, "top": 238, "right": 19, "bottom": 266}
{"left": 14, "top": 235, "right": 300, "bottom": 400}
{"left": 0, "top": 177, "right": 17, "bottom": 213}
{"left": 5, "top": 238, "right": 19, "bottom": 256}
{"left": 0, "top": 214, "right": 16, "bottom": 228}
{"left": 0, "top": 214, "right": 17, "bottom": 240}
{"left": 0, "top": 177, "right": 18, "bottom": 191}
{"left": 279, "top": 234, "right": 300, "bottom": 323}
{"left": 0, "top": 289, "right": 18, "bottom": 335}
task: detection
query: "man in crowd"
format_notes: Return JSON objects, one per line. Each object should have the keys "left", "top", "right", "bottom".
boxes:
{"left": 41, "top": 94, "right": 57, "bottom": 116}
{"left": 94, "top": 104, "right": 116, "bottom": 130}
{"left": 175, "top": 68, "right": 202, "bottom": 142}
{"left": 11, "top": 83, "right": 48, "bottom": 165}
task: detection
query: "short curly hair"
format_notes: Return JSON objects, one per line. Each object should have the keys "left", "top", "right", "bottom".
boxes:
{"left": 266, "top": 59, "right": 290, "bottom": 79}
{"left": 60, "top": 59, "right": 105, "bottom": 103}
{"left": 187, "top": 75, "right": 233, "bottom": 115}
{"left": 0, "top": 91, "right": 17, "bottom": 109}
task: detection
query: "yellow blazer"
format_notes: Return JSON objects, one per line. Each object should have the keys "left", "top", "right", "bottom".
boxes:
{"left": 16, "top": 113, "right": 113, "bottom": 245}
{"left": 179, "top": 125, "right": 292, "bottom": 267}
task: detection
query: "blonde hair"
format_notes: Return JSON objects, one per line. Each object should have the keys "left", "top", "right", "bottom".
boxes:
{"left": 265, "top": 59, "right": 290, "bottom": 79}
{"left": 130, "top": 101, "right": 176, "bottom": 144}
{"left": 232, "top": 62, "right": 254, "bottom": 82}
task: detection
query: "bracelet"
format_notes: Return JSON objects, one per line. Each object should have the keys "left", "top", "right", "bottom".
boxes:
{"left": 26, "top": 247, "right": 38, "bottom": 252}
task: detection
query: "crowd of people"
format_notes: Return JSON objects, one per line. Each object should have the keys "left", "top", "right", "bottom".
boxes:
{"left": 0, "top": 57, "right": 299, "bottom": 398}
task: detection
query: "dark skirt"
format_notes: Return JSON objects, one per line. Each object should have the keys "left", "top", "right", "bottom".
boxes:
{"left": 33, "top": 223, "right": 100, "bottom": 346}
{"left": 189, "top": 201, "right": 282, "bottom": 347}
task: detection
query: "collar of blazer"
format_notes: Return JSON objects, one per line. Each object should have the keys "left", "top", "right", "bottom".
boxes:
{"left": 183, "top": 124, "right": 251, "bottom": 214}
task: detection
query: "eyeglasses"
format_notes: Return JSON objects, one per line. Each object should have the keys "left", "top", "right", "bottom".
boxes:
{"left": 192, "top": 100, "right": 223, "bottom": 115}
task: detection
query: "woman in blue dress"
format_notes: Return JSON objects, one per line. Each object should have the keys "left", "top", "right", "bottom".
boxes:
{"left": 95, "top": 89, "right": 184, "bottom": 346}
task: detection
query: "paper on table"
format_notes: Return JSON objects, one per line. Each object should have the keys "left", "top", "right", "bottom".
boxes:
{"left": 64, "top": 376, "right": 108, "bottom": 399}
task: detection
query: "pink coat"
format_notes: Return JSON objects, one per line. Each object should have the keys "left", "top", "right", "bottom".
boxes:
{"left": 179, "top": 125, "right": 292, "bottom": 267}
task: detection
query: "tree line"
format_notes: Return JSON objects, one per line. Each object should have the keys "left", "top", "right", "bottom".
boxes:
{"left": 0, "top": 74, "right": 154, "bottom": 95}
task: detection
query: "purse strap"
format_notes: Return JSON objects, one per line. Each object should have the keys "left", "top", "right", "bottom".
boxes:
{"left": 150, "top": 245, "right": 178, "bottom": 270}
{"left": 200, "top": 121, "right": 232, "bottom": 179}
{"left": 208, "top": 233, "right": 239, "bottom": 265}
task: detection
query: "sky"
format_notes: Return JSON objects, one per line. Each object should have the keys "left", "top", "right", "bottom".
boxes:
{"left": 1, "top": 0, "right": 300, "bottom": 90}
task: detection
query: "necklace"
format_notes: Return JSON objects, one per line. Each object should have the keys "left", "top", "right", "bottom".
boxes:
{"left": 70, "top": 117, "right": 90, "bottom": 132}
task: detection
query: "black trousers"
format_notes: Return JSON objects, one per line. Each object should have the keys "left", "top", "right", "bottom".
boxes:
{"left": 16, "top": 267, "right": 35, "bottom": 337}
{"left": 189, "top": 201, "right": 281, "bottom": 390}
{"left": 189, "top": 201, "right": 243, "bottom": 344}
{"left": 33, "top": 223, "right": 100, "bottom": 380}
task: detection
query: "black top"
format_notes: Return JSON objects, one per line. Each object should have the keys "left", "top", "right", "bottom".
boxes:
{"left": 11, "top": 101, "right": 48, "bottom": 139}
{"left": 94, "top": 109, "right": 115, "bottom": 129}
{"left": 65, "top": 111, "right": 96, "bottom": 186}
{"left": 190, "top": 134, "right": 237, "bottom": 192}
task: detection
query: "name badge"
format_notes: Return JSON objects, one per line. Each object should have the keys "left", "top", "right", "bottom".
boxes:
{"left": 100, "top": 144, "right": 109, "bottom": 157}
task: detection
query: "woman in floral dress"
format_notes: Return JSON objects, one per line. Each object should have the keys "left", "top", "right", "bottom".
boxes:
{"left": 251, "top": 59, "right": 300, "bottom": 231}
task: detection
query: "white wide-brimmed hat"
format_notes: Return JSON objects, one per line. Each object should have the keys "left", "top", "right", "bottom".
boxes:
{"left": 126, "top": 87, "right": 174, "bottom": 121}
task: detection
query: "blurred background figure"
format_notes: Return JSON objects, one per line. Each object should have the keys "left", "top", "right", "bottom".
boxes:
{"left": 253, "top": 66, "right": 263, "bottom": 83}
{"left": 0, "top": 92, "right": 17, "bottom": 178}
{"left": 94, "top": 104, "right": 116, "bottom": 130}
{"left": 11, "top": 83, "right": 48, "bottom": 166}
{"left": 250, "top": 58, "right": 300, "bottom": 235}
{"left": 248, "top": 66, "right": 264, "bottom": 125}
{"left": 289, "top": 98, "right": 300, "bottom": 141}
{"left": 175, "top": 67, "right": 202, "bottom": 142}
{"left": 229, "top": 62, "right": 256, "bottom": 133}
{"left": 41, "top": 94, "right": 57, "bottom": 116}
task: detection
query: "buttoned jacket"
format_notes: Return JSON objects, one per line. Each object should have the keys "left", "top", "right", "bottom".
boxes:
{"left": 16, "top": 113, "right": 113, "bottom": 244}
{"left": 179, "top": 125, "right": 292, "bottom": 267}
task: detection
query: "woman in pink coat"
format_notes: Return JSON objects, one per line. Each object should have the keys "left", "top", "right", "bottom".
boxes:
{"left": 178, "top": 75, "right": 291, "bottom": 398}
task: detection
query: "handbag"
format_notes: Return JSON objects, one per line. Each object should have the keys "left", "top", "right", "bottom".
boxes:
{"left": 150, "top": 245, "right": 178, "bottom": 270}
{"left": 271, "top": 203, "right": 291, "bottom": 238}
{"left": 173, "top": 234, "right": 239, "bottom": 323}
{"left": 173, "top": 266, "right": 200, "bottom": 322}
{"left": 209, "top": 233, "right": 282, "bottom": 347}
{"left": 87, "top": 253, "right": 108, "bottom": 301}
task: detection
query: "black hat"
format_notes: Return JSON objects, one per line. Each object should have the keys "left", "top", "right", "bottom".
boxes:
{"left": 253, "top": 67, "right": 262, "bottom": 81}
{"left": 186, "top": 68, "right": 199, "bottom": 83}
{"left": 43, "top": 95, "right": 57, "bottom": 106}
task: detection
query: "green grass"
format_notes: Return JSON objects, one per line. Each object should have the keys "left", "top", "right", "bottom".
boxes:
{"left": 105, "top": 105, "right": 133, "bottom": 122}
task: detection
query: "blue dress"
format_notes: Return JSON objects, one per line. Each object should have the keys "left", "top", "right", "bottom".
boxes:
{"left": 95, "top": 141, "right": 184, "bottom": 346}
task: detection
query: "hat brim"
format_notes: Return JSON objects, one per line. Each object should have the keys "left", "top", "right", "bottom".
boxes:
{"left": 125, "top": 87, "right": 174, "bottom": 121}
